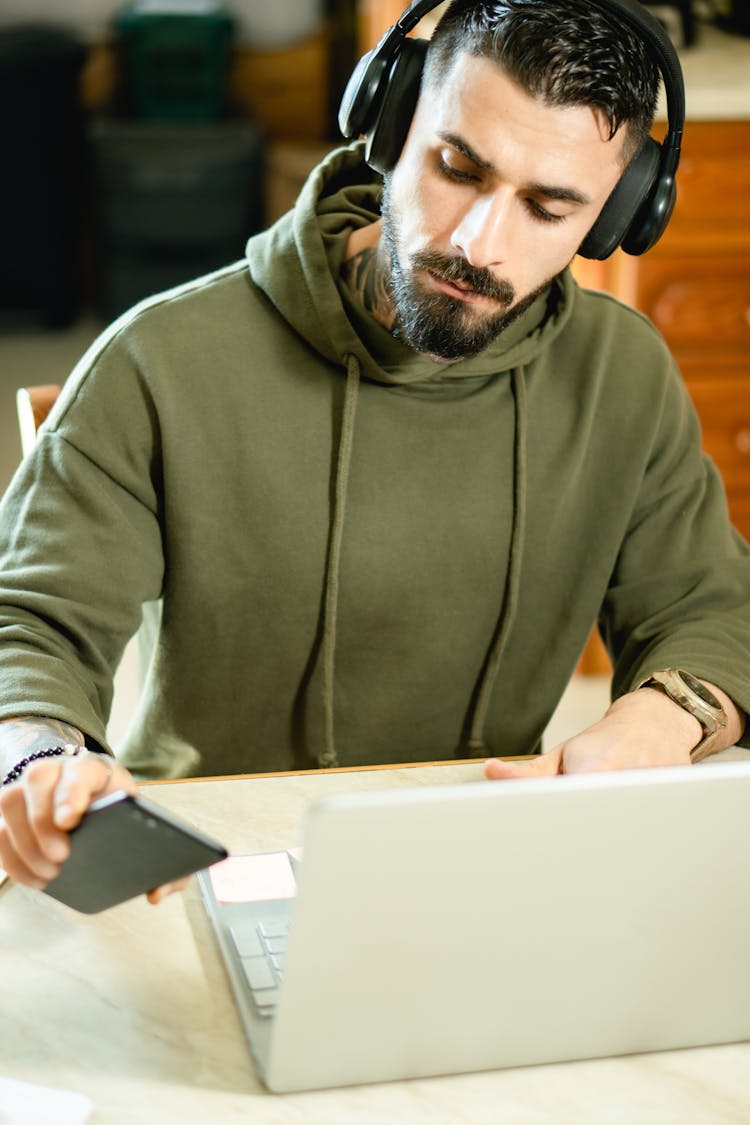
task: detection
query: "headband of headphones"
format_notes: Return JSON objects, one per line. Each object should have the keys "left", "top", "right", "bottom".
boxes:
{"left": 338, "top": 0, "right": 685, "bottom": 259}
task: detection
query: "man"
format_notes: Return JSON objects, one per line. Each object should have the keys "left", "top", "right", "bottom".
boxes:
{"left": 1, "top": 0, "right": 748, "bottom": 898}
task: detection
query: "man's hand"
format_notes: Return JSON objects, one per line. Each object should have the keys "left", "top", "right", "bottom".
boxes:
{"left": 0, "top": 718, "right": 186, "bottom": 905}
{"left": 484, "top": 679, "right": 742, "bottom": 780}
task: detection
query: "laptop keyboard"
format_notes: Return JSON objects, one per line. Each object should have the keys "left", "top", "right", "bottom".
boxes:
{"left": 229, "top": 914, "right": 290, "bottom": 1017}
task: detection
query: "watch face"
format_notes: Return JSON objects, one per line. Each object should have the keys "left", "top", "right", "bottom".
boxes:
{"left": 680, "top": 671, "right": 722, "bottom": 710}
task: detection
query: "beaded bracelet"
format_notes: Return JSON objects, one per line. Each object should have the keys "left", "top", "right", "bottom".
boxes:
{"left": 2, "top": 743, "right": 84, "bottom": 787}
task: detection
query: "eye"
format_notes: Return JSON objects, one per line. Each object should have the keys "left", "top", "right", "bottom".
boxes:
{"left": 437, "top": 153, "right": 480, "bottom": 184}
{"left": 526, "top": 198, "right": 567, "bottom": 225}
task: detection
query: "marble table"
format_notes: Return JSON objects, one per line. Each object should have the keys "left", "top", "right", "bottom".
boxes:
{"left": 1, "top": 759, "right": 749, "bottom": 1123}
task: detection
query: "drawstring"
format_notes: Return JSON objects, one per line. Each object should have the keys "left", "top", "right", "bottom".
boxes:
{"left": 318, "top": 354, "right": 361, "bottom": 768}
{"left": 466, "top": 366, "right": 528, "bottom": 754}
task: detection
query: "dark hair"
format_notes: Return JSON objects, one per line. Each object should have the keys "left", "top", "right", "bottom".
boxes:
{"left": 425, "top": 0, "right": 660, "bottom": 163}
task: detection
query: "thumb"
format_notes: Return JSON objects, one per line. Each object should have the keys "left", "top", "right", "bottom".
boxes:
{"left": 484, "top": 747, "right": 564, "bottom": 780}
{"left": 53, "top": 753, "right": 132, "bottom": 830}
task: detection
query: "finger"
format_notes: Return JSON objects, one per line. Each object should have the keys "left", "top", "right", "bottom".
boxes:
{"left": 0, "top": 832, "right": 53, "bottom": 889}
{"left": 0, "top": 770, "right": 65, "bottom": 882}
{"left": 484, "top": 747, "right": 564, "bottom": 780}
{"left": 53, "top": 753, "right": 134, "bottom": 830}
{"left": 0, "top": 796, "right": 55, "bottom": 887}
{"left": 146, "top": 877, "right": 190, "bottom": 906}
{"left": 22, "top": 758, "right": 75, "bottom": 862}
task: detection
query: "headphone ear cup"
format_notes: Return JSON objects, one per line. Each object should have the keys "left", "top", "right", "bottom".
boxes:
{"left": 578, "top": 138, "right": 661, "bottom": 260}
{"left": 338, "top": 47, "right": 383, "bottom": 140}
{"left": 338, "top": 38, "right": 427, "bottom": 169}
{"left": 365, "top": 37, "right": 428, "bottom": 173}
{"left": 621, "top": 166, "right": 676, "bottom": 255}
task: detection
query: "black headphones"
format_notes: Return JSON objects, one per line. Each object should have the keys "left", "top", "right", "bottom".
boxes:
{"left": 338, "top": 0, "right": 685, "bottom": 259}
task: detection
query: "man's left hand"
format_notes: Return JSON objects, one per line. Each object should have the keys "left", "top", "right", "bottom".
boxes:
{"left": 484, "top": 683, "right": 708, "bottom": 779}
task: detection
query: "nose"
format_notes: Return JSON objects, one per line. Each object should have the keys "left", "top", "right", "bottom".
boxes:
{"left": 450, "top": 191, "right": 513, "bottom": 269}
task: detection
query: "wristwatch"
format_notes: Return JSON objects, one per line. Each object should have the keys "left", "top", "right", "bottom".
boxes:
{"left": 636, "top": 668, "right": 728, "bottom": 763}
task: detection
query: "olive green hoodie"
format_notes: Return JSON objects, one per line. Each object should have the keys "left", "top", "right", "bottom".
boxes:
{"left": 1, "top": 143, "right": 749, "bottom": 778}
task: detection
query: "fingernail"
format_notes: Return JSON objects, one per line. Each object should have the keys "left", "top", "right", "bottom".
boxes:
{"left": 54, "top": 803, "right": 75, "bottom": 824}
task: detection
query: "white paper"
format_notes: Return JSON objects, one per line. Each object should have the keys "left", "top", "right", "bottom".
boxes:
{"left": 0, "top": 1076, "right": 92, "bottom": 1125}
{"left": 208, "top": 852, "right": 297, "bottom": 903}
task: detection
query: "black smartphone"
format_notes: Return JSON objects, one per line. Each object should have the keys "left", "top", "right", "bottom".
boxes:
{"left": 43, "top": 790, "right": 228, "bottom": 914}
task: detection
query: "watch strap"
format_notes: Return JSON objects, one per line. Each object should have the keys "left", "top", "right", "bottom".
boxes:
{"left": 636, "top": 668, "right": 728, "bottom": 763}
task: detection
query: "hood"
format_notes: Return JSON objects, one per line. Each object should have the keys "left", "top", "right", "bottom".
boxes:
{"left": 246, "top": 141, "right": 577, "bottom": 388}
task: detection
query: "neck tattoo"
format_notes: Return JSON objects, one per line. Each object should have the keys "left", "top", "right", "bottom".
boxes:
{"left": 340, "top": 247, "right": 395, "bottom": 331}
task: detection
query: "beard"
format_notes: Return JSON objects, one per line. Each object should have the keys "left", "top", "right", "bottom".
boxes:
{"left": 380, "top": 176, "right": 560, "bottom": 361}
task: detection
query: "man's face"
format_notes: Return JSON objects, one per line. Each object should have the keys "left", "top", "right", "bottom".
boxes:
{"left": 380, "top": 52, "right": 627, "bottom": 360}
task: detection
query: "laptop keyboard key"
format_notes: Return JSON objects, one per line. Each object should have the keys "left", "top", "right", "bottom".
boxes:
{"left": 258, "top": 918, "right": 289, "bottom": 939}
{"left": 240, "top": 956, "right": 276, "bottom": 991}
{"left": 252, "top": 987, "right": 281, "bottom": 1013}
{"left": 262, "top": 936, "right": 288, "bottom": 955}
{"left": 229, "top": 921, "right": 264, "bottom": 958}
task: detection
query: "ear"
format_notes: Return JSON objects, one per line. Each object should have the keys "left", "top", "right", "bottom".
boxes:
{"left": 578, "top": 139, "right": 661, "bottom": 260}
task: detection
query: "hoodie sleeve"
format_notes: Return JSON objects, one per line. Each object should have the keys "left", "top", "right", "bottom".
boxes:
{"left": 601, "top": 354, "right": 750, "bottom": 744}
{"left": 0, "top": 332, "right": 164, "bottom": 748}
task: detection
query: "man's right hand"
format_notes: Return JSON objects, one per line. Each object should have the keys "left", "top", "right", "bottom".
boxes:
{"left": 0, "top": 719, "right": 137, "bottom": 890}
{"left": 0, "top": 717, "right": 190, "bottom": 905}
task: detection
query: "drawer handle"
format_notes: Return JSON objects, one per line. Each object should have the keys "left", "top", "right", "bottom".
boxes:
{"left": 735, "top": 429, "right": 750, "bottom": 455}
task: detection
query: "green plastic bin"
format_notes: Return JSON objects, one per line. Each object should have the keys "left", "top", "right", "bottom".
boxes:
{"left": 115, "top": 0, "right": 235, "bottom": 122}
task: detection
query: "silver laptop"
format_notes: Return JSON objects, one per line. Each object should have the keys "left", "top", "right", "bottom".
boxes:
{"left": 198, "top": 760, "right": 750, "bottom": 1093}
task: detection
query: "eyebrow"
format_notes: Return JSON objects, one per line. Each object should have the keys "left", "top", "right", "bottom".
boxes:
{"left": 437, "top": 131, "right": 592, "bottom": 207}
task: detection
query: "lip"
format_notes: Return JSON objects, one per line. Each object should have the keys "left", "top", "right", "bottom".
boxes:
{"left": 427, "top": 272, "right": 492, "bottom": 305}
